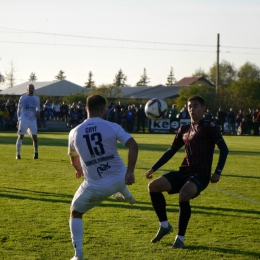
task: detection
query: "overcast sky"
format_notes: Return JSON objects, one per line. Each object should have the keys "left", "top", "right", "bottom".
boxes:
{"left": 1, "top": 0, "right": 260, "bottom": 89}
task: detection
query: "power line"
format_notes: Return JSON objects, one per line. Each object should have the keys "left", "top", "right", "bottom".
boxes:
{"left": 1, "top": 26, "right": 260, "bottom": 51}
{"left": 1, "top": 40, "right": 260, "bottom": 56}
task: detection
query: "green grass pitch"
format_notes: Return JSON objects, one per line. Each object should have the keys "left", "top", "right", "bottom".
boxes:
{"left": 0, "top": 132, "right": 259, "bottom": 260}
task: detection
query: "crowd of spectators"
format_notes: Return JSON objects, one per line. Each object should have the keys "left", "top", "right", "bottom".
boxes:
{"left": 1, "top": 98, "right": 260, "bottom": 135}
{"left": 200, "top": 107, "right": 260, "bottom": 136}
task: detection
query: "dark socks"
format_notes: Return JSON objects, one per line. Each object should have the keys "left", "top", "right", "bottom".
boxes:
{"left": 178, "top": 201, "right": 191, "bottom": 236}
{"left": 150, "top": 192, "right": 167, "bottom": 222}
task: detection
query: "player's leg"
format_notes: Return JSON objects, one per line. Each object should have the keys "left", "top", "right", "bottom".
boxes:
{"left": 16, "top": 134, "right": 24, "bottom": 159}
{"left": 16, "top": 120, "right": 27, "bottom": 159}
{"left": 172, "top": 181, "right": 197, "bottom": 249}
{"left": 70, "top": 179, "right": 126, "bottom": 259}
{"left": 112, "top": 186, "right": 136, "bottom": 204}
{"left": 28, "top": 122, "right": 38, "bottom": 159}
{"left": 172, "top": 174, "right": 209, "bottom": 249}
{"left": 148, "top": 175, "right": 174, "bottom": 243}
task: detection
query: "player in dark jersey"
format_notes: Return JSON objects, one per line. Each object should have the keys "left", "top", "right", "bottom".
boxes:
{"left": 145, "top": 95, "right": 228, "bottom": 249}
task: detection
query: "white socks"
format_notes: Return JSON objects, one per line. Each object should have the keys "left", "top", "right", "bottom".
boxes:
{"left": 176, "top": 235, "right": 184, "bottom": 242}
{"left": 120, "top": 186, "right": 133, "bottom": 199}
{"left": 69, "top": 218, "right": 83, "bottom": 257}
{"left": 160, "top": 221, "right": 169, "bottom": 228}
{"left": 16, "top": 139, "right": 22, "bottom": 155}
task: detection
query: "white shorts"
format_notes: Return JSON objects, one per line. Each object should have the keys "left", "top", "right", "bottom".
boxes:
{"left": 71, "top": 178, "right": 126, "bottom": 213}
{"left": 17, "top": 120, "right": 37, "bottom": 136}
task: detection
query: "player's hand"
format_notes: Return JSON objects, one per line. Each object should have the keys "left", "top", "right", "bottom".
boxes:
{"left": 75, "top": 171, "right": 83, "bottom": 178}
{"left": 145, "top": 168, "right": 154, "bottom": 179}
{"left": 16, "top": 121, "right": 19, "bottom": 129}
{"left": 211, "top": 173, "right": 220, "bottom": 183}
{"left": 125, "top": 171, "right": 135, "bottom": 185}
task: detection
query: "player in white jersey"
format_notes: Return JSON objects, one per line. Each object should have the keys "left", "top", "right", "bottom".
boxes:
{"left": 68, "top": 95, "right": 138, "bottom": 260}
{"left": 16, "top": 84, "right": 40, "bottom": 159}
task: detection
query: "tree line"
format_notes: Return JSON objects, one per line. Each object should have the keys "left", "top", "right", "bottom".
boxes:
{"left": 1, "top": 59, "right": 259, "bottom": 114}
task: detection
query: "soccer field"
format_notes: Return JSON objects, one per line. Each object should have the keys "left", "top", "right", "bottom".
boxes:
{"left": 0, "top": 132, "right": 259, "bottom": 260}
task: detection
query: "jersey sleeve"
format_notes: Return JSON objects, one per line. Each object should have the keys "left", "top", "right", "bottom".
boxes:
{"left": 68, "top": 128, "right": 78, "bottom": 157}
{"left": 115, "top": 124, "right": 132, "bottom": 146}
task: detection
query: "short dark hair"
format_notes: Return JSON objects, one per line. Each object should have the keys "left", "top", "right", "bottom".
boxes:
{"left": 86, "top": 95, "right": 106, "bottom": 113}
{"left": 188, "top": 95, "right": 204, "bottom": 106}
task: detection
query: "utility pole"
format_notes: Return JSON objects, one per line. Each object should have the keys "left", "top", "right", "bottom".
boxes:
{"left": 216, "top": 33, "right": 220, "bottom": 93}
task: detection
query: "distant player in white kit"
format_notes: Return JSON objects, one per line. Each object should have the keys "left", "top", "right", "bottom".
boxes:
{"left": 68, "top": 94, "right": 138, "bottom": 260}
{"left": 16, "top": 84, "right": 40, "bottom": 159}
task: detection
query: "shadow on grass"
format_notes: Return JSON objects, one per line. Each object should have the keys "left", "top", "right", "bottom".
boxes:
{"left": 223, "top": 174, "right": 260, "bottom": 180}
{"left": 1, "top": 188, "right": 259, "bottom": 218}
{"left": 185, "top": 245, "right": 260, "bottom": 259}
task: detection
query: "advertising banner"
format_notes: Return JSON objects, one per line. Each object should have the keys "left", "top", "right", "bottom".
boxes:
{"left": 148, "top": 118, "right": 191, "bottom": 133}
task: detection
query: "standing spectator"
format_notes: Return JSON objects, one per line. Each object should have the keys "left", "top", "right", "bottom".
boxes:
{"left": 0, "top": 107, "right": 5, "bottom": 129}
{"left": 43, "top": 100, "right": 53, "bottom": 120}
{"left": 245, "top": 109, "right": 253, "bottom": 135}
{"left": 203, "top": 108, "right": 213, "bottom": 122}
{"left": 216, "top": 107, "right": 227, "bottom": 134}
{"left": 3, "top": 107, "right": 10, "bottom": 121}
{"left": 179, "top": 104, "right": 190, "bottom": 119}
{"left": 103, "top": 107, "right": 110, "bottom": 121}
{"left": 38, "top": 104, "right": 46, "bottom": 128}
{"left": 16, "top": 84, "right": 40, "bottom": 159}
{"left": 168, "top": 104, "right": 178, "bottom": 120}
{"left": 110, "top": 107, "right": 120, "bottom": 124}
{"left": 145, "top": 95, "right": 228, "bottom": 249}
{"left": 77, "top": 101, "right": 85, "bottom": 123}
{"left": 253, "top": 109, "right": 260, "bottom": 135}
{"left": 60, "top": 101, "right": 69, "bottom": 121}
{"left": 119, "top": 108, "right": 126, "bottom": 130}
{"left": 68, "top": 94, "right": 138, "bottom": 260}
{"left": 116, "top": 100, "right": 124, "bottom": 112}
{"left": 52, "top": 100, "right": 61, "bottom": 121}
{"left": 125, "top": 105, "right": 133, "bottom": 133}
{"left": 227, "top": 108, "right": 236, "bottom": 135}
{"left": 235, "top": 109, "right": 244, "bottom": 127}
{"left": 136, "top": 104, "right": 146, "bottom": 133}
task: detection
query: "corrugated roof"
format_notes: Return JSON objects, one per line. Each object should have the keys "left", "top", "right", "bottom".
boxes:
{"left": 0, "top": 80, "right": 90, "bottom": 96}
{"left": 173, "top": 76, "right": 214, "bottom": 87}
{"left": 124, "top": 85, "right": 187, "bottom": 99}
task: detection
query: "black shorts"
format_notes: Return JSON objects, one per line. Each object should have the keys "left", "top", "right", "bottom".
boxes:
{"left": 163, "top": 171, "right": 210, "bottom": 198}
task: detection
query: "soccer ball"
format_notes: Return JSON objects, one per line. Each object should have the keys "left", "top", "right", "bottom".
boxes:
{"left": 145, "top": 98, "right": 168, "bottom": 121}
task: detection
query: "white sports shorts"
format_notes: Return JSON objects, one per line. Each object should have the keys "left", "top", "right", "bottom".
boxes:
{"left": 71, "top": 178, "right": 126, "bottom": 213}
{"left": 17, "top": 120, "right": 37, "bottom": 136}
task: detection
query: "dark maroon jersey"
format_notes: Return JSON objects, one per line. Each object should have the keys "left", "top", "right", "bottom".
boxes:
{"left": 172, "top": 119, "right": 223, "bottom": 176}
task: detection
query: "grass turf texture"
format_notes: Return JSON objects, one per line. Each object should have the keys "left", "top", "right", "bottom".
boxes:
{"left": 0, "top": 132, "right": 259, "bottom": 260}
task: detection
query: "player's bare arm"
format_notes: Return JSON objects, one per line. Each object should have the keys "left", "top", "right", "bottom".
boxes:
{"left": 70, "top": 155, "right": 83, "bottom": 178}
{"left": 125, "top": 138, "right": 138, "bottom": 185}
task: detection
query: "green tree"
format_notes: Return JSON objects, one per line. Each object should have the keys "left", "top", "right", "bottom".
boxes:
{"left": 228, "top": 79, "right": 260, "bottom": 111}
{"left": 237, "top": 62, "right": 260, "bottom": 80}
{"left": 113, "top": 69, "right": 127, "bottom": 87}
{"left": 84, "top": 71, "right": 95, "bottom": 88}
{"left": 209, "top": 60, "right": 237, "bottom": 88}
{"left": 28, "top": 72, "right": 37, "bottom": 82}
{"left": 55, "top": 70, "right": 66, "bottom": 81}
{"left": 175, "top": 84, "right": 216, "bottom": 111}
{"left": 165, "top": 67, "right": 176, "bottom": 86}
{"left": 192, "top": 67, "right": 209, "bottom": 79}
{"left": 5, "top": 60, "right": 17, "bottom": 88}
{"left": 136, "top": 68, "right": 150, "bottom": 86}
